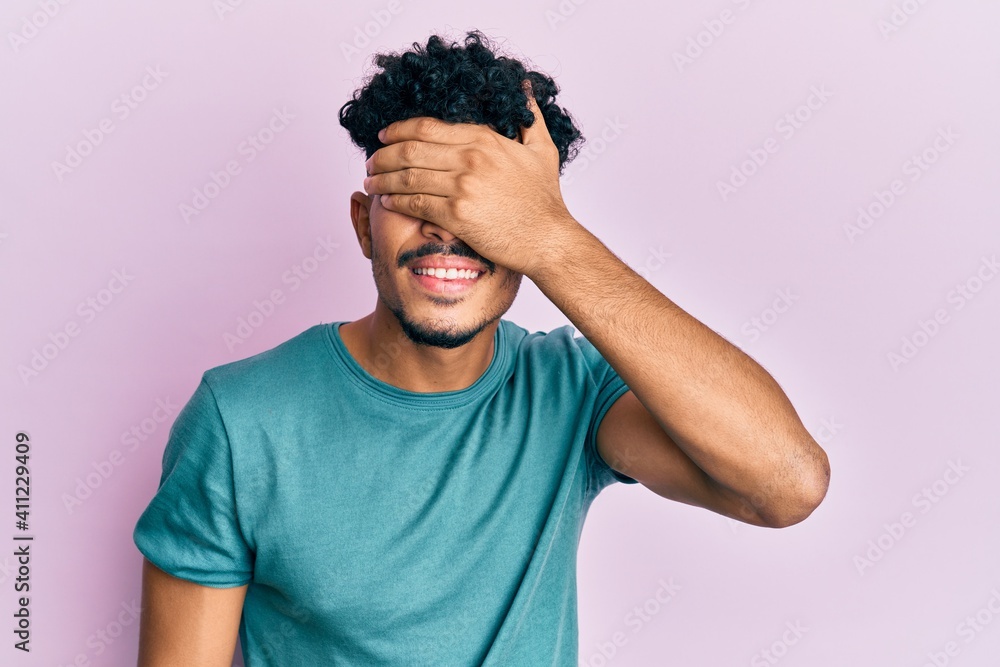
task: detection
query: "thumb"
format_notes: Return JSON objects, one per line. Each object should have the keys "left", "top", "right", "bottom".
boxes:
{"left": 518, "top": 79, "right": 549, "bottom": 146}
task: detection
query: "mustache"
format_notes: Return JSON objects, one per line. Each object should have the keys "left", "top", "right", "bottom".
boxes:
{"left": 401, "top": 242, "right": 495, "bottom": 272}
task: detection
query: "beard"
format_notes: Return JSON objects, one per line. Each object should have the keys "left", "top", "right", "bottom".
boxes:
{"left": 369, "top": 235, "right": 521, "bottom": 350}
{"left": 385, "top": 300, "right": 492, "bottom": 349}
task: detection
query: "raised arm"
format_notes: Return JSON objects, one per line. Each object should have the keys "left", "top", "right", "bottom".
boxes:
{"left": 137, "top": 558, "right": 248, "bottom": 667}
{"left": 536, "top": 225, "right": 830, "bottom": 527}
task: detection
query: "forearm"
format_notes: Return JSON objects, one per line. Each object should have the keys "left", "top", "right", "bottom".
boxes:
{"left": 531, "top": 219, "right": 829, "bottom": 519}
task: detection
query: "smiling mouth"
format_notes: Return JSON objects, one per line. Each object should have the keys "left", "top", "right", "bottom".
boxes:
{"left": 409, "top": 267, "right": 484, "bottom": 294}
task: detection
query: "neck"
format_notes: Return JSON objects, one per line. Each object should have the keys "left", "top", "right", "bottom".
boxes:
{"left": 338, "top": 307, "right": 497, "bottom": 393}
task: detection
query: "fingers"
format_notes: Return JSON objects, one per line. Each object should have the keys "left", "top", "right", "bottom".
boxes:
{"left": 377, "top": 192, "right": 450, "bottom": 225}
{"left": 520, "top": 78, "right": 550, "bottom": 146}
{"left": 378, "top": 116, "right": 478, "bottom": 149}
{"left": 365, "top": 139, "right": 459, "bottom": 177}
{"left": 363, "top": 166, "right": 454, "bottom": 199}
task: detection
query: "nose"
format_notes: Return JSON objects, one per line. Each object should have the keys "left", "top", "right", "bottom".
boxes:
{"left": 421, "top": 219, "right": 457, "bottom": 243}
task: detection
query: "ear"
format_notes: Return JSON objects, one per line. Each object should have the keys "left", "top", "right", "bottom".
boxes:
{"left": 349, "top": 191, "right": 374, "bottom": 260}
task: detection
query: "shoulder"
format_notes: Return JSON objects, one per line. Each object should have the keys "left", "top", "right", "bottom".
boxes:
{"left": 202, "top": 323, "right": 331, "bottom": 407}
{"left": 502, "top": 319, "right": 603, "bottom": 385}
{"left": 502, "top": 318, "right": 581, "bottom": 356}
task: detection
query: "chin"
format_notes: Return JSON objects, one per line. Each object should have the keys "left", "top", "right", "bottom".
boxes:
{"left": 396, "top": 315, "right": 487, "bottom": 349}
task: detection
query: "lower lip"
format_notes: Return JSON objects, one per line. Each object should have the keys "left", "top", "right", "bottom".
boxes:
{"left": 409, "top": 269, "right": 483, "bottom": 294}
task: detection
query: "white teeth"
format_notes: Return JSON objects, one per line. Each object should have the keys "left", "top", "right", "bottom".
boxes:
{"left": 413, "top": 267, "right": 481, "bottom": 280}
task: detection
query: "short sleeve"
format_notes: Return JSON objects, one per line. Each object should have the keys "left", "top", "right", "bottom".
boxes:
{"left": 133, "top": 375, "right": 254, "bottom": 587}
{"left": 572, "top": 334, "right": 640, "bottom": 492}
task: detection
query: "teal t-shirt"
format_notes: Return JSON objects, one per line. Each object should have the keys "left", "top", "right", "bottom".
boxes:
{"left": 133, "top": 318, "right": 637, "bottom": 666}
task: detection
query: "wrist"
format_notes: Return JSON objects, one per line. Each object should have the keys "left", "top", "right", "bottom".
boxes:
{"left": 529, "top": 215, "right": 592, "bottom": 284}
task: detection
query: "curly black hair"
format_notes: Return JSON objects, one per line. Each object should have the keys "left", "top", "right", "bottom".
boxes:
{"left": 338, "top": 29, "right": 585, "bottom": 176}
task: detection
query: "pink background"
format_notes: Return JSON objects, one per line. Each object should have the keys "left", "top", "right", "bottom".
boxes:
{"left": 2, "top": 1, "right": 999, "bottom": 665}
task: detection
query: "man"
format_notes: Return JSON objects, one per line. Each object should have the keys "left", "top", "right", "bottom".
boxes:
{"left": 133, "top": 30, "right": 830, "bottom": 666}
